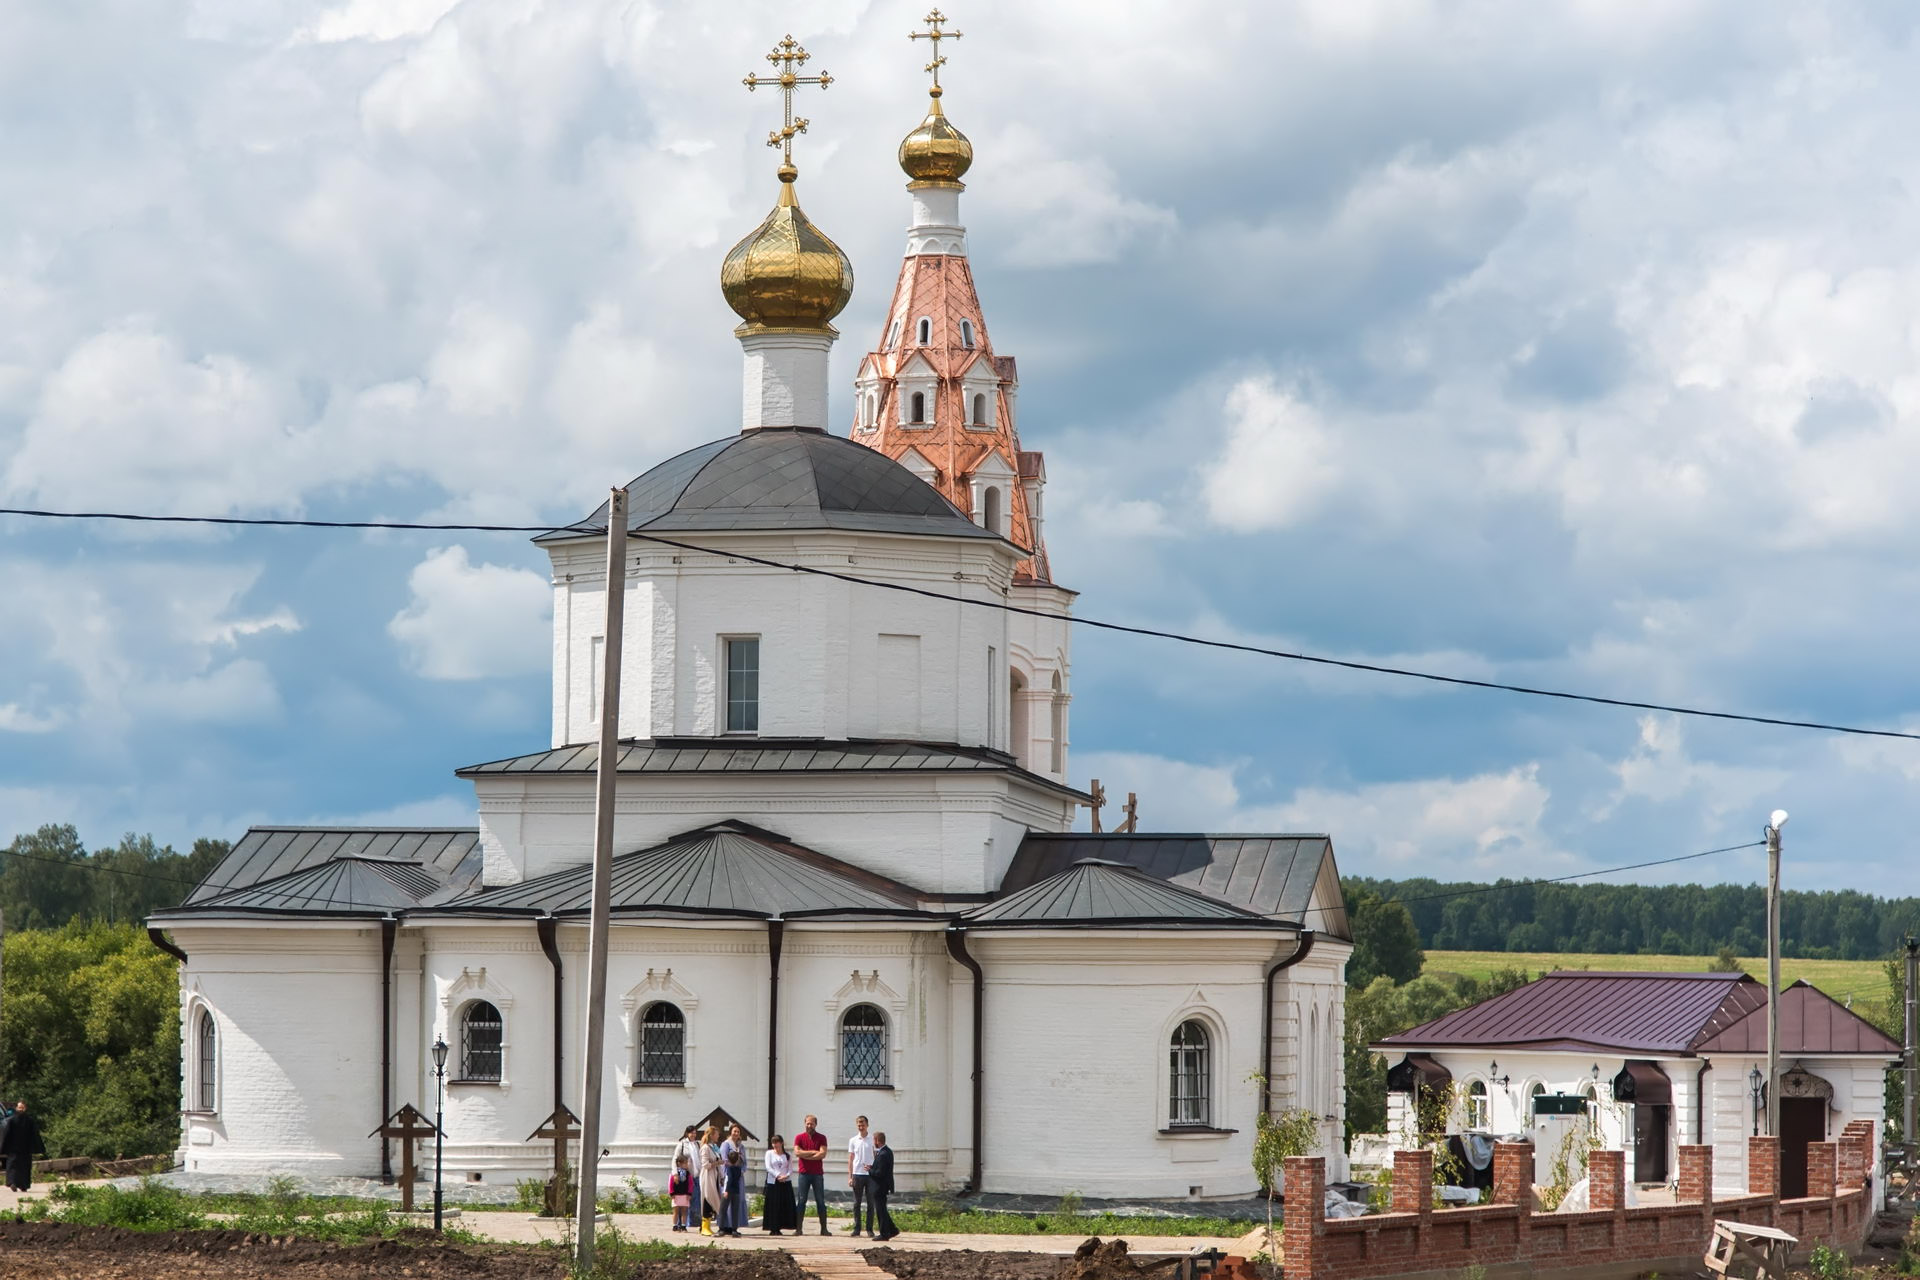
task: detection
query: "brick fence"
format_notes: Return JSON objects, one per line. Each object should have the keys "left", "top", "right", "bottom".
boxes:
{"left": 1277, "top": 1134, "right": 1874, "bottom": 1280}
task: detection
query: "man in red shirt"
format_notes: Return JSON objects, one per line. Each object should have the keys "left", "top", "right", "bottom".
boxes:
{"left": 791, "top": 1114, "right": 831, "bottom": 1235}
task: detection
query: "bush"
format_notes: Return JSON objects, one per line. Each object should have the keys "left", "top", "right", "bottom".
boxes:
{"left": 51, "top": 1179, "right": 205, "bottom": 1231}
{"left": 1809, "top": 1244, "right": 1852, "bottom": 1280}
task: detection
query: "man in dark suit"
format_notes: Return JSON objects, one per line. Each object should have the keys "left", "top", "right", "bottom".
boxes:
{"left": 869, "top": 1130, "right": 898, "bottom": 1241}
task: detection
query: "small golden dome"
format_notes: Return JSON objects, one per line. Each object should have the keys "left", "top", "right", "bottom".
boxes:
{"left": 898, "top": 88, "right": 972, "bottom": 188}
{"left": 720, "top": 166, "right": 854, "bottom": 334}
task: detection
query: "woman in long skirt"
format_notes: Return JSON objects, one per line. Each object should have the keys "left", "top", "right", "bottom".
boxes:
{"left": 762, "top": 1134, "right": 798, "bottom": 1235}
{"left": 699, "top": 1123, "right": 724, "bottom": 1236}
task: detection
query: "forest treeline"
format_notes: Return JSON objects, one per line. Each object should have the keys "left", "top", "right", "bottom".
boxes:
{"left": 1, "top": 824, "right": 228, "bottom": 929}
{"left": 1347, "top": 874, "right": 1920, "bottom": 960}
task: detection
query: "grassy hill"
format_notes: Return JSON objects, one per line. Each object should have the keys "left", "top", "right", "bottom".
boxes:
{"left": 1423, "top": 949, "right": 1889, "bottom": 1009}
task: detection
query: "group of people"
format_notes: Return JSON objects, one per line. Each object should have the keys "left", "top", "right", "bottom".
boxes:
{"left": 667, "top": 1113, "right": 898, "bottom": 1241}
{"left": 0, "top": 1102, "right": 45, "bottom": 1193}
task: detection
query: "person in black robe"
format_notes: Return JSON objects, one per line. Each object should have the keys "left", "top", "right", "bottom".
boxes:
{"left": 868, "top": 1131, "right": 898, "bottom": 1241}
{"left": 0, "top": 1102, "right": 45, "bottom": 1192}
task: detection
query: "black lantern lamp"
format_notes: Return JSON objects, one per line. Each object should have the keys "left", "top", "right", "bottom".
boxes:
{"left": 1748, "top": 1066, "right": 1764, "bottom": 1137}
{"left": 432, "top": 1035, "right": 450, "bottom": 1233}
{"left": 1489, "top": 1060, "right": 1511, "bottom": 1088}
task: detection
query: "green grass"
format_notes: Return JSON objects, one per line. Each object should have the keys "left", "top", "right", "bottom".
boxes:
{"left": 38, "top": 1179, "right": 486, "bottom": 1245}
{"left": 890, "top": 1204, "right": 1247, "bottom": 1237}
{"left": 1423, "top": 950, "right": 1888, "bottom": 1005}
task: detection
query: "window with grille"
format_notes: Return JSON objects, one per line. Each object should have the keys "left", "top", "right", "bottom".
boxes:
{"left": 461, "top": 1001, "right": 504, "bottom": 1081}
{"left": 725, "top": 637, "right": 760, "bottom": 733}
{"left": 1466, "top": 1079, "right": 1489, "bottom": 1130}
{"left": 1169, "top": 1020, "right": 1211, "bottom": 1127}
{"left": 638, "top": 1003, "right": 686, "bottom": 1084}
{"left": 839, "top": 1004, "right": 888, "bottom": 1086}
{"left": 197, "top": 1010, "right": 217, "bottom": 1111}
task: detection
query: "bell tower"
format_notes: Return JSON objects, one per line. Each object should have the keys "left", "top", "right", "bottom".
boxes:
{"left": 848, "top": 10, "right": 1074, "bottom": 782}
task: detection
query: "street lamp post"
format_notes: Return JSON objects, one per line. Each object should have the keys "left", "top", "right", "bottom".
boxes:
{"left": 1749, "top": 1066, "right": 1764, "bottom": 1137}
{"left": 432, "top": 1035, "right": 449, "bottom": 1233}
{"left": 1764, "top": 810, "right": 1787, "bottom": 1139}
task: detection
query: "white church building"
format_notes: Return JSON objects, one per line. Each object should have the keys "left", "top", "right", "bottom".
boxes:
{"left": 149, "top": 34, "right": 1353, "bottom": 1201}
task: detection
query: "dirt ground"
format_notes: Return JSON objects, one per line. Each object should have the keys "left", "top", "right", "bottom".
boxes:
{"left": 0, "top": 1222, "right": 806, "bottom": 1280}
{"left": 864, "top": 1237, "right": 1188, "bottom": 1280}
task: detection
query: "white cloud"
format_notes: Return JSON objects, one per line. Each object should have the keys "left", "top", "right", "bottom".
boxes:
{"left": 1200, "top": 375, "right": 1341, "bottom": 532}
{"left": 0, "top": 704, "right": 64, "bottom": 733}
{"left": 388, "top": 546, "right": 550, "bottom": 679}
{"left": 981, "top": 125, "right": 1177, "bottom": 268}
{"left": 301, "top": 0, "right": 465, "bottom": 44}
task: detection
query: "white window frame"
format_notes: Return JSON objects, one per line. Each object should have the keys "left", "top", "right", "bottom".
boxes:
{"left": 1464, "top": 1078, "right": 1490, "bottom": 1131}
{"left": 1168, "top": 1019, "right": 1213, "bottom": 1128}
{"left": 837, "top": 1003, "right": 891, "bottom": 1087}
{"left": 916, "top": 316, "right": 933, "bottom": 345}
{"left": 458, "top": 999, "right": 506, "bottom": 1083}
{"left": 959, "top": 318, "right": 975, "bottom": 348}
{"left": 723, "top": 634, "right": 761, "bottom": 734}
{"left": 635, "top": 1001, "right": 688, "bottom": 1086}
{"left": 439, "top": 966, "right": 516, "bottom": 1090}
{"left": 187, "top": 1000, "right": 219, "bottom": 1115}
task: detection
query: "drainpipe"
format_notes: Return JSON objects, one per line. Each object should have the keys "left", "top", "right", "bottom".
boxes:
{"left": 1694, "top": 1060, "right": 1710, "bottom": 1149}
{"left": 944, "top": 928, "right": 984, "bottom": 1193}
{"left": 537, "top": 916, "right": 565, "bottom": 1126}
{"left": 1261, "top": 932, "right": 1317, "bottom": 1116}
{"left": 147, "top": 927, "right": 188, "bottom": 964}
{"left": 380, "top": 917, "right": 398, "bottom": 1183}
{"left": 767, "top": 920, "right": 785, "bottom": 1143}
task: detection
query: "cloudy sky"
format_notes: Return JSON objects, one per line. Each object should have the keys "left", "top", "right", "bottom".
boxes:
{"left": 5, "top": 0, "right": 1920, "bottom": 899}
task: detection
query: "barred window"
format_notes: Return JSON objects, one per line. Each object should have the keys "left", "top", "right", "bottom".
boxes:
{"left": 197, "top": 1010, "right": 217, "bottom": 1111}
{"left": 638, "top": 1003, "right": 686, "bottom": 1085}
{"left": 461, "top": 1001, "right": 504, "bottom": 1082}
{"left": 1169, "top": 1020, "right": 1211, "bottom": 1127}
{"left": 839, "top": 1004, "right": 888, "bottom": 1086}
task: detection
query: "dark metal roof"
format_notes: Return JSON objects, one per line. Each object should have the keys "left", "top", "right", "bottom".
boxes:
{"left": 456, "top": 737, "right": 1093, "bottom": 802}
{"left": 1002, "top": 834, "right": 1346, "bottom": 935}
{"left": 179, "top": 827, "right": 482, "bottom": 906}
{"left": 174, "top": 857, "right": 447, "bottom": 915}
{"left": 964, "top": 858, "right": 1293, "bottom": 929}
{"left": 426, "top": 822, "right": 930, "bottom": 920}
{"left": 535, "top": 428, "right": 999, "bottom": 544}
{"left": 1691, "top": 980, "right": 1903, "bottom": 1056}
{"left": 1375, "top": 971, "right": 1769, "bottom": 1056}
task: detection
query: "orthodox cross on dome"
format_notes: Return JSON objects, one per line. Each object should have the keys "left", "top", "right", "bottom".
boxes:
{"left": 909, "top": 8, "right": 963, "bottom": 91}
{"left": 743, "top": 35, "right": 833, "bottom": 171}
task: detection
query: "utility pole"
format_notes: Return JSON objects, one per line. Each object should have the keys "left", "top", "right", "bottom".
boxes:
{"left": 1764, "top": 810, "right": 1788, "bottom": 1139}
{"left": 574, "top": 489, "right": 628, "bottom": 1271}
{"left": 1903, "top": 934, "right": 1917, "bottom": 1163}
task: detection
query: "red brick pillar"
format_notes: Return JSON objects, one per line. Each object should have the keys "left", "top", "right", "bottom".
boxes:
{"left": 1392, "top": 1147, "right": 1435, "bottom": 1256}
{"left": 1494, "top": 1141, "right": 1534, "bottom": 1257}
{"left": 1282, "top": 1156, "right": 1326, "bottom": 1280}
{"left": 1806, "top": 1140, "right": 1837, "bottom": 1200}
{"left": 1748, "top": 1134, "right": 1780, "bottom": 1223}
{"left": 1589, "top": 1149, "right": 1626, "bottom": 1211}
{"left": 1837, "top": 1130, "right": 1867, "bottom": 1191}
{"left": 1676, "top": 1145, "right": 1714, "bottom": 1203}
{"left": 1677, "top": 1146, "right": 1715, "bottom": 1249}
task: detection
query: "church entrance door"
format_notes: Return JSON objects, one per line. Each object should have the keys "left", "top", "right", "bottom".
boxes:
{"left": 1778, "top": 1097, "right": 1825, "bottom": 1198}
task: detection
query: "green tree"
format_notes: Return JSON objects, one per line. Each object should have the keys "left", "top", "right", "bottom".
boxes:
{"left": 1346, "top": 888, "right": 1424, "bottom": 987}
{"left": 0, "top": 922, "right": 182, "bottom": 1158}
{"left": 1708, "top": 945, "right": 1743, "bottom": 972}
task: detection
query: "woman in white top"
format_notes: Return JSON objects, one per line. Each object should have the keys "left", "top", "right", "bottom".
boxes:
{"left": 762, "top": 1134, "right": 798, "bottom": 1235}
{"left": 672, "top": 1125, "right": 701, "bottom": 1232}
{"left": 699, "top": 1123, "right": 724, "bottom": 1236}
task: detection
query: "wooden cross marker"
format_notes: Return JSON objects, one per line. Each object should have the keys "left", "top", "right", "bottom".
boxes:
{"left": 369, "top": 1104, "right": 439, "bottom": 1212}
{"left": 1117, "top": 792, "right": 1139, "bottom": 834}
{"left": 742, "top": 35, "right": 833, "bottom": 172}
{"left": 527, "top": 1106, "right": 581, "bottom": 1217}
{"left": 1088, "top": 778, "right": 1106, "bottom": 833}
{"left": 909, "top": 8, "right": 963, "bottom": 91}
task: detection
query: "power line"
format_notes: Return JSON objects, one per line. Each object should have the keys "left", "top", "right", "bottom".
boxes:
{"left": 6, "top": 505, "right": 1918, "bottom": 744}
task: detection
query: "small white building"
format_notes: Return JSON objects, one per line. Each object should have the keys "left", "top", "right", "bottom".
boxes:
{"left": 1372, "top": 971, "right": 1898, "bottom": 1198}
{"left": 148, "top": 58, "right": 1354, "bottom": 1201}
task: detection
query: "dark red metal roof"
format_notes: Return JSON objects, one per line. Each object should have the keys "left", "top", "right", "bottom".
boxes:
{"left": 1692, "top": 980, "right": 1903, "bottom": 1056}
{"left": 1375, "top": 971, "right": 1769, "bottom": 1056}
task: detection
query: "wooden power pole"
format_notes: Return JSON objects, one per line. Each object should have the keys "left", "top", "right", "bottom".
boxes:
{"left": 574, "top": 489, "right": 628, "bottom": 1270}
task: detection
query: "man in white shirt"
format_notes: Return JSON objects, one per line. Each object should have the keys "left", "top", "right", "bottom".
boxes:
{"left": 846, "top": 1114, "right": 876, "bottom": 1237}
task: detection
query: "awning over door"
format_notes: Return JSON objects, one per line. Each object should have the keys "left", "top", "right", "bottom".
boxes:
{"left": 1612, "top": 1059, "right": 1672, "bottom": 1105}
{"left": 1387, "top": 1053, "right": 1453, "bottom": 1095}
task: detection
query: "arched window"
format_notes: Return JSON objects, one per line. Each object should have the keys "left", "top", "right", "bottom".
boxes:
{"left": 959, "top": 319, "right": 975, "bottom": 348}
{"left": 839, "top": 1004, "right": 889, "bottom": 1086}
{"left": 1049, "top": 672, "right": 1064, "bottom": 773}
{"left": 916, "top": 317, "right": 932, "bottom": 345}
{"left": 910, "top": 391, "right": 926, "bottom": 423}
{"left": 1466, "top": 1079, "right": 1490, "bottom": 1130}
{"left": 1529, "top": 1081, "right": 1546, "bottom": 1117}
{"left": 971, "top": 393, "right": 986, "bottom": 423}
{"left": 1169, "top": 1020, "right": 1211, "bottom": 1127}
{"left": 886, "top": 320, "right": 901, "bottom": 349}
{"left": 197, "top": 1009, "right": 217, "bottom": 1111}
{"left": 637, "top": 1002, "right": 686, "bottom": 1085}
{"left": 460, "top": 1000, "right": 504, "bottom": 1082}
{"left": 981, "top": 486, "right": 1002, "bottom": 534}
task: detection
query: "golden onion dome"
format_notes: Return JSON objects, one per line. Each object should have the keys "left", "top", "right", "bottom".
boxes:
{"left": 898, "top": 88, "right": 972, "bottom": 188}
{"left": 720, "top": 165, "right": 854, "bottom": 334}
